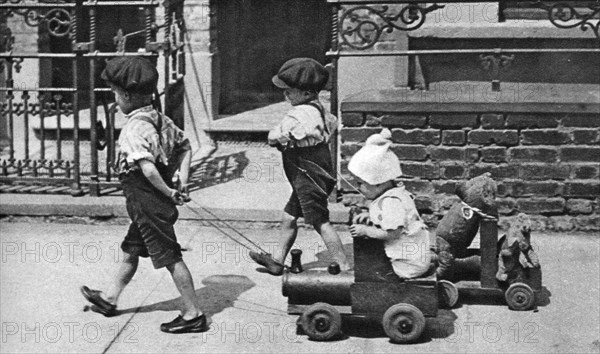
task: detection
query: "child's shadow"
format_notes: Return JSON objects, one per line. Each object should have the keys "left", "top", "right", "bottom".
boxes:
{"left": 302, "top": 243, "right": 355, "bottom": 270}
{"left": 119, "top": 274, "right": 255, "bottom": 318}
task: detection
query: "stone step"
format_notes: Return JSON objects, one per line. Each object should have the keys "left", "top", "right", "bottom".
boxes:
{"left": 31, "top": 105, "right": 127, "bottom": 141}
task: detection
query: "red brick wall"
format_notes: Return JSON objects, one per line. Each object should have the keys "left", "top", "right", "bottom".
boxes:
{"left": 340, "top": 108, "right": 600, "bottom": 231}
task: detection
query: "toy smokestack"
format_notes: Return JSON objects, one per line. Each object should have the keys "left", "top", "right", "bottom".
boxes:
{"left": 290, "top": 249, "right": 303, "bottom": 273}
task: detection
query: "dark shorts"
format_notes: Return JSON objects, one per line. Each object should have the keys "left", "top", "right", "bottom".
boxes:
{"left": 120, "top": 170, "right": 182, "bottom": 269}
{"left": 282, "top": 144, "right": 335, "bottom": 226}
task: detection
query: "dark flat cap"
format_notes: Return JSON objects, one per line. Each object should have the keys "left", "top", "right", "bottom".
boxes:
{"left": 272, "top": 57, "right": 329, "bottom": 92}
{"left": 101, "top": 56, "right": 158, "bottom": 95}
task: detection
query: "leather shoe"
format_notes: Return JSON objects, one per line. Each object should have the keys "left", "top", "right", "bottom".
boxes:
{"left": 80, "top": 286, "right": 117, "bottom": 317}
{"left": 160, "top": 314, "right": 208, "bottom": 334}
{"left": 249, "top": 251, "right": 284, "bottom": 276}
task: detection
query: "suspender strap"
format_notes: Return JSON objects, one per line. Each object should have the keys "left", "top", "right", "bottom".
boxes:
{"left": 305, "top": 101, "right": 329, "bottom": 135}
{"left": 134, "top": 114, "right": 163, "bottom": 145}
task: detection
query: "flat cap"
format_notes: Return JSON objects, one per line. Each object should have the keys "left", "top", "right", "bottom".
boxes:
{"left": 101, "top": 56, "right": 158, "bottom": 95}
{"left": 272, "top": 57, "right": 329, "bottom": 92}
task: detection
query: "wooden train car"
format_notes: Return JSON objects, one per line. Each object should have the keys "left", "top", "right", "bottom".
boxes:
{"left": 281, "top": 218, "right": 542, "bottom": 342}
{"left": 456, "top": 219, "right": 542, "bottom": 311}
{"left": 282, "top": 237, "right": 454, "bottom": 343}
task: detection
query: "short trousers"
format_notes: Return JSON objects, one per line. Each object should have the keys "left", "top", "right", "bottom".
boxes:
{"left": 284, "top": 176, "right": 333, "bottom": 226}
{"left": 120, "top": 170, "right": 182, "bottom": 269}
{"left": 282, "top": 144, "right": 335, "bottom": 226}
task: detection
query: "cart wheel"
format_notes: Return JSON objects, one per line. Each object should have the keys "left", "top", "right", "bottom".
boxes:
{"left": 438, "top": 280, "right": 459, "bottom": 308}
{"left": 382, "top": 303, "right": 425, "bottom": 343}
{"left": 300, "top": 302, "right": 342, "bottom": 341}
{"left": 505, "top": 282, "right": 535, "bottom": 311}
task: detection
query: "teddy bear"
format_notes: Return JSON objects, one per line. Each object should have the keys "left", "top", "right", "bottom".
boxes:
{"left": 496, "top": 213, "right": 540, "bottom": 282}
{"left": 434, "top": 173, "right": 499, "bottom": 280}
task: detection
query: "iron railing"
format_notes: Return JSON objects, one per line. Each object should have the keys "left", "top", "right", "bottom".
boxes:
{"left": 1, "top": 0, "right": 185, "bottom": 196}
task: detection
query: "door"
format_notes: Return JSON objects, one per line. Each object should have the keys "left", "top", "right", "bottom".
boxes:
{"left": 216, "top": 0, "right": 330, "bottom": 116}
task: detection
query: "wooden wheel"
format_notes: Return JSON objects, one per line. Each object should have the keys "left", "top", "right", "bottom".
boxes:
{"left": 438, "top": 280, "right": 459, "bottom": 308}
{"left": 300, "top": 302, "right": 342, "bottom": 341}
{"left": 382, "top": 303, "right": 425, "bottom": 343}
{"left": 505, "top": 282, "right": 535, "bottom": 311}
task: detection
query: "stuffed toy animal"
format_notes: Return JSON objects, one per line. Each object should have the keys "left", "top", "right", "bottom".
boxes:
{"left": 434, "top": 173, "right": 499, "bottom": 280}
{"left": 496, "top": 213, "right": 540, "bottom": 282}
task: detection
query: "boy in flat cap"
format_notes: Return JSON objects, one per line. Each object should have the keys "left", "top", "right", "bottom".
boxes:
{"left": 81, "top": 56, "right": 207, "bottom": 334}
{"left": 250, "top": 57, "right": 350, "bottom": 275}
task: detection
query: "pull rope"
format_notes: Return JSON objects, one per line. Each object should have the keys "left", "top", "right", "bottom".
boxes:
{"left": 281, "top": 154, "right": 368, "bottom": 199}
{"left": 183, "top": 199, "right": 271, "bottom": 254}
{"left": 182, "top": 200, "right": 291, "bottom": 270}
{"left": 460, "top": 201, "right": 498, "bottom": 220}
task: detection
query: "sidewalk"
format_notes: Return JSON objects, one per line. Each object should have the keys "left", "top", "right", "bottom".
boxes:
{"left": 0, "top": 220, "right": 598, "bottom": 353}
{"left": 0, "top": 141, "right": 350, "bottom": 224}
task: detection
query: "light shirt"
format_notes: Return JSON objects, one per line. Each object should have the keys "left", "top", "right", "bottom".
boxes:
{"left": 115, "top": 105, "right": 189, "bottom": 174}
{"left": 369, "top": 185, "right": 432, "bottom": 279}
{"left": 268, "top": 100, "right": 337, "bottom": 148}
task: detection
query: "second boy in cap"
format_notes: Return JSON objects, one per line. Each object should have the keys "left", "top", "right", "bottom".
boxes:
{"left": 250, "top": 57, "right": 350, "bottom": 274}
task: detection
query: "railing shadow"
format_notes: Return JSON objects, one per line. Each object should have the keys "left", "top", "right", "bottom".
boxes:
{"left": 187, "top": 151, "right": 250, "bottom": 192}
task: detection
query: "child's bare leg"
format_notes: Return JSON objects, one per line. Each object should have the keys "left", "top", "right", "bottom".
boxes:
{"left": 314, "top": 221, "right": 350, "bottom": 270}
{"left": 273, "top": 212, "right": 299, "bottom": 264}
{"left": 166, "top": 260, "right": 202, "bottom": 320}
{"left": 106, "top": 253, "right": 139, "bottom": 305}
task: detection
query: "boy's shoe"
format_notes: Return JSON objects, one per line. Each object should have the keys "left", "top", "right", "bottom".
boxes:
{"left": 80, "top": 286, "right": 117, "bottom": 317}
{"left": 160, "top": 314, "right": 208, "bottom": 334}
{"left": 249, "top": 252, "right": 284, "bottom": 276}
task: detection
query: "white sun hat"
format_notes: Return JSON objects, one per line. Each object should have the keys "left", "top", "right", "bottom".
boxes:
{"left": 348, "top": 128, "right": 402, "bottom": 185}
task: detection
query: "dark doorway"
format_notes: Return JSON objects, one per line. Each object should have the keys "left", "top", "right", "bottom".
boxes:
{"left": 216, "top": 0, "right": 330, "bottom": 116}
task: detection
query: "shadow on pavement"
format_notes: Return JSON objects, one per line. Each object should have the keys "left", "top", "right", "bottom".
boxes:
{"left": 119, "top": 274, "right": 255, "bottom": 318}
{"left": 187, "top": 152, "right": 250, "bottom": 192}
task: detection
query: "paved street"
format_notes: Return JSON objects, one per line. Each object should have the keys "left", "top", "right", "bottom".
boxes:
{"left": 0, "top": 220, "right": 599, "bottom": 353}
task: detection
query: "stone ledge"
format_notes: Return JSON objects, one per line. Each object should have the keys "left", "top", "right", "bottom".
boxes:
{"left": 409, "top": 20, "right": 596, "bottom": 39}
{"left": 341, "top": 83, "right": 600, "bottom": 113}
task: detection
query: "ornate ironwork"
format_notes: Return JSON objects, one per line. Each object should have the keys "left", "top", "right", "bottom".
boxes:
{"left": 4, "top": 6, "right": 72, "bottom": 38}
{"left": 339, "top": 3, "right": 444, "bottom": 50}
{"left": 480, "top": 51, "right": 515, "bottom": 92}
{"left": 113, "top": 27, "right": 148, "bottom": 53}
{"left": 168, "top": 13, "right": 184, "bottom": 83}
{"left": 532, "top": 1, "right": 600, "bottom": 41}
{"left": 0, "top": 19, "right": 12, "bottom": 73}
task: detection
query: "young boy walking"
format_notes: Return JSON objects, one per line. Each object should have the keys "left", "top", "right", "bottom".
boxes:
{"left": 81, "top": 56, "right": 206, "bottom": 334}
{"left": 249, "top": 57, "right": 350, "bottom": 275}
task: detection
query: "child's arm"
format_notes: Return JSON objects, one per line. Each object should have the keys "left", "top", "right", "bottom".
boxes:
{"left": 268, "top": 111, "right": 305, "bottom": 147}
{"left": 178, "top": 148, "right": 192, "bottom": 192}
{"left": 138, "top": 159, "right": 182, "bottom": 204}
{"left": 350, "top": 224, "right": 394, "bottom": 240}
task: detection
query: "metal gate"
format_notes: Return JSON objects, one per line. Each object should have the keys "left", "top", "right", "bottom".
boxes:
{"left": 0, "top": 0, "right": 185, "bottom": 196}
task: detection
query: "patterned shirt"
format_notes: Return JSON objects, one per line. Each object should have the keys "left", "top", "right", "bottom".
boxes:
{"left": 115, "top": 105, "right": 190, "bottom": 174}
{"left": 268, "top": 100, "right": 337, "bottom": 148}
{"left": 369, "top": 185, "right": 432, "bottom": 278}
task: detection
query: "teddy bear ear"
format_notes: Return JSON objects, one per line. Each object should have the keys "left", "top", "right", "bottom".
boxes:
{"left": 455, "top": 182, "right": 468, "bottom": 200}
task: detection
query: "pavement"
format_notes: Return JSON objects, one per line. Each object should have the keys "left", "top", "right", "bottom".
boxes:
{"left": 0, "top": 140, "right": 349, "bottom": 225}
{"left": 0, "top": 220, "right": 599, "bottom": 353}
{"left": 1, "top": 130, "right": 600, "bottom": 353}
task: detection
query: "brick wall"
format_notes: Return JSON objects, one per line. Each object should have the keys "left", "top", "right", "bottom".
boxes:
{"left": 339, "top": 85, "right": 600, "bottom": 231}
